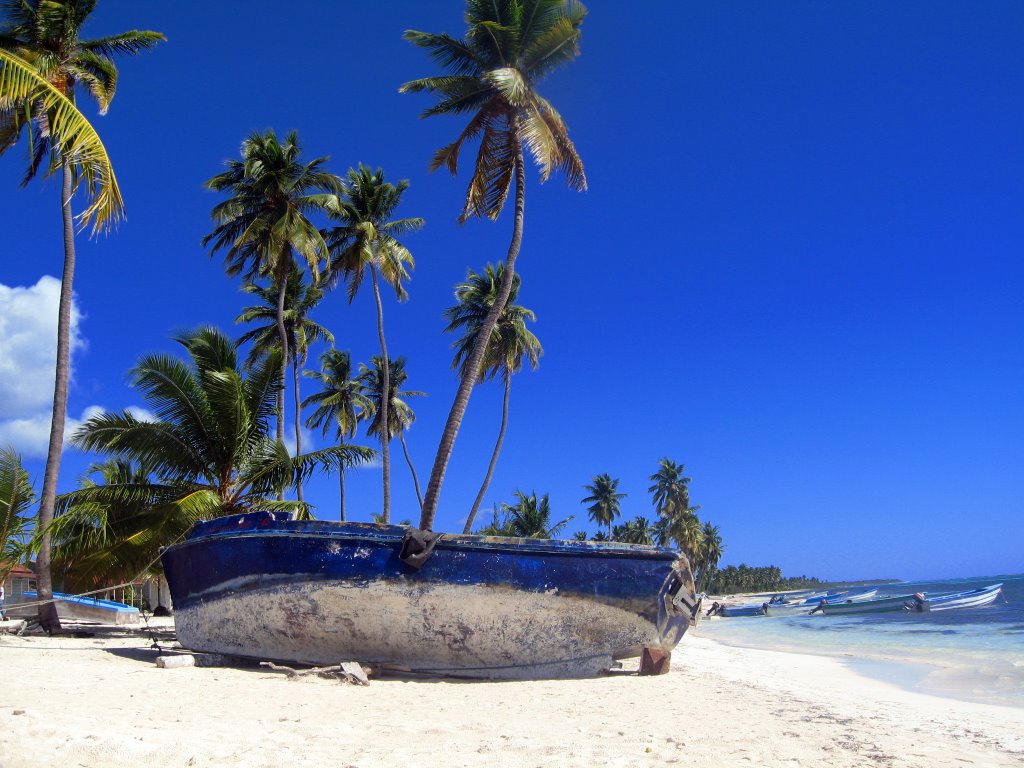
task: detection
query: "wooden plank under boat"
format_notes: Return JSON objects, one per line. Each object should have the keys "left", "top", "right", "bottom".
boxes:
{"left": 160, "top": 512, "right": 697, "bottom": 680}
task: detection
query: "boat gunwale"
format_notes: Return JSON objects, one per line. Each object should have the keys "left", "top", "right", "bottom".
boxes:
{"left": 171, "top": 523, "right": 684, "bottom": 562}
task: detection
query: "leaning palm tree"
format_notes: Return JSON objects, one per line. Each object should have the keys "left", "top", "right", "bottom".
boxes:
{"left": 445, "top": 263, "right": 541, "bottom": 533}
{"left": 581, "top": 473, "right": 625, "bottom": 537}
{"left": 203, "top": 129, "right": 341, "bottom": 445}
{"left": 236, "top": 267, "right": 334, "bottom": 502}
{"left": 357, "top": 356, "right": 426, "bottom": 512}
{"left": 303, "top": 349, "right": 371, "bottom": 521}
{"left": 0, "top": 445, "right": 34, "bottom": 581}
{"left": 65, "top": 327, "right": 375, "bottom": 539}
{"left": 502, "top": 490, "right": 573, "bottom": 539}
{"left": 326, "top": 165, "right": 422, "bottom": 523}
{"left": 402, "top": 0, "right": 588, "bottom": 530}
{"left": 1, "top": 5, "right": 163, "bottom": 631}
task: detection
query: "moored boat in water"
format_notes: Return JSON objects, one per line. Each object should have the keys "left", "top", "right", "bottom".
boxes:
{"left": 915, "top": 583, "right": 1003, "bottom": 612}
{"left": 816, "top": 593, "right": 921, "bottom": 615}
{"left": 160, "top": 511, "right": 697, "bottom": 679}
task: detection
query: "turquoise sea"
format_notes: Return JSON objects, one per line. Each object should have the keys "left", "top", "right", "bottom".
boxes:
{"left": 695, "top": 573, "right": 1023, "bottom": 708}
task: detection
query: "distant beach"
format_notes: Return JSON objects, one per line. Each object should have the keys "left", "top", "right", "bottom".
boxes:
{"left": 1, "top": 618, "right": 1021, "bottom": 767}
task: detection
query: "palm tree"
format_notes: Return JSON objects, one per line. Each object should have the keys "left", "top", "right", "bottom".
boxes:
{"left": 1, "top": 4, "right": 163, "bottom": 631}
{"left": 0, "top": 445, "right": 34, "bottom": 581}
{"left": 47, "top": 458, "right": 175, "bottom": 593}
{"left": 649, "top": 458, "right": 703, "bottom": 563}
{"left": 0, "top": 49, "right": 122, "bottom": 227}
{"left": 648, "top": 458, "right": 691, "bottom": 519}
{"left": 627, "top": 516, "right": 658, "bottom": 546}
{"left": 502, "top": 490, "right": 573, "bottom": 539}
{"left": 357, "top": 356, "right": 426, "bottom": 512}
{"left": 236, "top": 267, "right": 334, "bottom": 502}
{"left": 612, "top": 516, "right": 657, "bottom": 546}
{"left": 695, "top": 522, "right": 724, "bottom": 592}
{"left": 655, "top": 510, "right": 704, "bottom": 569}
{"left": 66, "top": 327, "right": 374, "bottom": 531}
{"left": 203, "top": 129, "right": 341, "bottom": 445}
{"left": 402, "top": 0, "right": 587, "bottom": 530}
{"left": 303, "top": 349, "right": 371, "bottom": 521}
{"left": 581, "top": 473, "right": 625, "bottom": 537}
{"left": 445, "top": 263, "right": 541, "bottom": 533}
{"left": 326, "top": 165, "right": 422, "bottom": 523}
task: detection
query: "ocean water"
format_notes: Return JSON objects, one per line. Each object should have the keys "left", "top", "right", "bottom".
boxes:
{"left": 694, "top": 574, "right": 1024, "bottom": 708}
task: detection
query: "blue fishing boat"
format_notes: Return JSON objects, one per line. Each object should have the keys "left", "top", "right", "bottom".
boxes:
{"left": 160, "top": 511, "right": 697, "bottom": 679}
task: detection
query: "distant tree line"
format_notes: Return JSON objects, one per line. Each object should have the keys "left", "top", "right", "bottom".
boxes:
{"left": 704, "top": 564, "right": 824, "bottom": 595}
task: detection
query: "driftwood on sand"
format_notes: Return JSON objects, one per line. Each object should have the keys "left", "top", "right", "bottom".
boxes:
{"left": 260, "top": 660, "right": 370, "bottom": 685}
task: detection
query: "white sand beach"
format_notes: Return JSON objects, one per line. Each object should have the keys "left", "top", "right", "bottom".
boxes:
{"left": 1, "top": 619, "right": 1021, "bottom": 768}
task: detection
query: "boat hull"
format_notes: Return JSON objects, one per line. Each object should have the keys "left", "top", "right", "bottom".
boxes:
{"left": 922, "top": 584, "right": 1002, "bottom": 612}
{"left": 161, "top": 512, "right": 696, "bottom": 679}
{"left": 818, "top": 594, "right": 917, "bottom": 615}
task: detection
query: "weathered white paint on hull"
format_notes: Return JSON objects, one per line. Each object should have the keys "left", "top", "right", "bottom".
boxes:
{"left": 174, "top": 579, "right": 681, "bottom": 680}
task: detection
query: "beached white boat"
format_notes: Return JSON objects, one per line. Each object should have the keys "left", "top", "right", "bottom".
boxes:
{"left": 916, "top": 583, "right": 1003, "bottom": 612}
{"left": 161, "top": 512, "right": 698, "bottom": 679}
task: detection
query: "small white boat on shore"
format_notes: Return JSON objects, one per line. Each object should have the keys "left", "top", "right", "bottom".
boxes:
{"left": 916, "top": 583, "right": 1003, "bottom": 612}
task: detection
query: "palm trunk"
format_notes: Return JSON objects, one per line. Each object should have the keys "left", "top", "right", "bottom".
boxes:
{"left": 275, "top": 268, "right": 289, "bottom": 501}
{"left": 419, "top": 133, "right": 527, "bottom": 531}
{"left": 463, "top": 370, "right": 512, "bottom": 534}
{"left": 338, "top": 453, "right": 346, "bottom": 521}
{"left": 370, "top": 266, "right": 391, "bottom": 524}
{"left": 36, "top": 157, "right": 78, "bottom": 633}
{"left": 399, "top": 432, "right": 423, "bottom": 508}
{"left": 292, "top": 353, "right": 303, "bottom": 503}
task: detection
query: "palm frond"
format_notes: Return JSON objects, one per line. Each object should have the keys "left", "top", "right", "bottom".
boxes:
{"left": 0, "top": 48, "right": 123, "bottom": 232}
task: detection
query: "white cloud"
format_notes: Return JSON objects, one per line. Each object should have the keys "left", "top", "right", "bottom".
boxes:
{"left": 0, "top": 404, "right": 157, "bottom": 459}
{"left": 0, "top": 276, "right": 85, "bottom": 419}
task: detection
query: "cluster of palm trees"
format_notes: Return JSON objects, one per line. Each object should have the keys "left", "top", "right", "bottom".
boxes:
{"left": 705, "top": 565, "right": 827, "bottom": 596}
{"left": 7, "top": 1, "right": 725, "bottom": 621}
{"left": 469, "top": 459, "right": 727, "bottom": 589}
{"left": 576, "top": 459, "right": 725, "bottom": 589}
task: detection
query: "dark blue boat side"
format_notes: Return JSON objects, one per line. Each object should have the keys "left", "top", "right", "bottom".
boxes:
{"left": 161, "top": 512, "right": 697, "bottom": 679}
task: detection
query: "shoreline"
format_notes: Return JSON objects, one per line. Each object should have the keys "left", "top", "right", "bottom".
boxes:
{"left": 1, "top": 619, "right": 1022, "bottom": 767}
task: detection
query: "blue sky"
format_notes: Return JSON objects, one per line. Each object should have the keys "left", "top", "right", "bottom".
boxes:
{"left": 1, "top": 1, "right": 1021, "bottom": 582}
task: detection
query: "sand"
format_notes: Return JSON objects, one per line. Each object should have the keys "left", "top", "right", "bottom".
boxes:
{"left": 1, "top": 618, "right": 1021, "bottom": 767}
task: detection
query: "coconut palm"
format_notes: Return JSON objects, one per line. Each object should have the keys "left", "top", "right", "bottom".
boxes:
{"left": 695, "top": 521, "right": 724, "bottom": 592}
{"left": 203, "top": 129, "right": 341, "bottom": 445}
{"left": 46, "top": 458, "right": 178, "bottom": 592}
{"left": 444, "top": 263, "right": 541, "bottom": 533}
{"left": 402, "top": 0, "right": 587, "bottom": 530}
{"left": 303, "top": 349, "right": 372, "bottom": 521}
{"left": 357, "top": 356, "right": 426, "bottom": 512}
{"left": 648, "top": 458, "right": 691, "bottom": 519}
{"left": 612, "top": 516, "right": 657, "bottom": 546}
{"left": 502, "top": 490, "right": 573, "bottom": 539}
{"left": 655, "top": 510, "right": 704, "bottom": 570}
{"left": 581, "top": 473, "right": 625, "bottom": 537}
{"left": 0, "top": 445, "right": 34, "bottom": 580}
{"left": 0, "top": 49, "right": 121, "bottom": 227}
{"left": 66, "top": 327, "right": 374, "bottom": 534}
{"left": 326, "top": 165, "right": 422, "bottom": 523}
{"left": 1, "top": 4, "right": 163, "bottom": 631}
{"left": 236, "top": 267, "right": 334, "bottom": 502}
